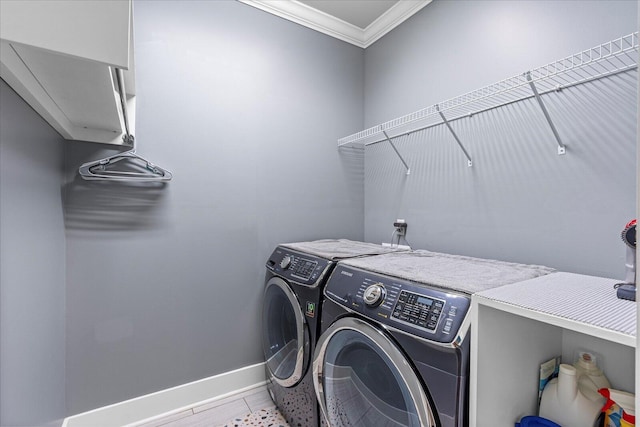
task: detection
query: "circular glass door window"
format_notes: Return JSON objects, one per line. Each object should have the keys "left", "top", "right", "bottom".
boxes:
{"left": 261, "top": 279, "right": 307, "bottom": 386}
{"left": 321, "top": 328, "right": 432, "bottom": 427}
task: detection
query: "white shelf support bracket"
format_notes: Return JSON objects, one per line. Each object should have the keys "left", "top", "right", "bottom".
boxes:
{"left": 525, "top": 71, "right": 567, "bottom": 155}
{"left": 382, "top": 130, "right": 410, "bottom": 175}
{"left": 436, "top": 104, "right": 473, "bottom": 167}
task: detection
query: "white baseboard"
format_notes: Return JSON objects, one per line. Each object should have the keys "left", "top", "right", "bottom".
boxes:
{"left": 62, "top": 362, "right": 266, "bottom": 427}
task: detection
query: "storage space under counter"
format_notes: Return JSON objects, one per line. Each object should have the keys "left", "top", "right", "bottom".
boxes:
{"left": 469, "top": 272, "right": 636, "bottom": 427}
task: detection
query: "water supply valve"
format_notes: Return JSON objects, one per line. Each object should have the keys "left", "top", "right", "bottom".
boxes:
{"left": 394, "top": 219, "right": 407, "bottom": 236}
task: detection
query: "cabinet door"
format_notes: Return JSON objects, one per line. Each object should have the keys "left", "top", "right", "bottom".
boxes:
{"left": 1, "top": 0, "right": 131, "bottom": 68}
{"left": 0, "top": 0, "right": 134, "bottom": 145}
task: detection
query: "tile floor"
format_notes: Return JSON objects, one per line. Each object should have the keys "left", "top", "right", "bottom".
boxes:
{"left": 132, "top": 385, "right": 290, "bottom": 427}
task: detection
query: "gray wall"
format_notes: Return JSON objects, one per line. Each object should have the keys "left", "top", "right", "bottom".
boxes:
{"left": 2, "top": 0, "right": 637, "bottom": 421}
{"left": 63, "top": 0, "right": 365, "bottom": 414}
{"left": 0, "top": 80, "right": 66, "bottom": 426}
{"left": 363, "top": 0, "right": 637, "bottom": 278}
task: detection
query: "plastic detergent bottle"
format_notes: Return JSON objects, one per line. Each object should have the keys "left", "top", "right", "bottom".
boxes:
{"left": 573, "top": 351, "right": 611, "bottom": 401}
{"left": 539, "top": 364, "right": 605, "bottom": 427}
{"left": 599, "top": 388, "right": 636, "bottom": 427}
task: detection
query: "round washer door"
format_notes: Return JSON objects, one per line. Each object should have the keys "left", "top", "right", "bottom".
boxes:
{"left": 313, "top": 317, "right": 437, "bottom": 427}
{"left": 261, "top": 276, "right": 309, "bottom": 387}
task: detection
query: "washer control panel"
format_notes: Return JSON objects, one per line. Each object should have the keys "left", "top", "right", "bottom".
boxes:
{"left": 324, "top": 264, "right": 470, "bottom": 344}
{"left": 392, "top": 291, "right": 445, "bottom": 332}
{"left": 266, "top": 247, "right": 331, "bottom": 287}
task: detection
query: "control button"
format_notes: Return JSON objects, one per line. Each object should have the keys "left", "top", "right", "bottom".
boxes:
{"left": 400, "top": 314, "right": 409, "bottom": 321}
{"left": 395, "top": 303, "right": 404, "bottom": 311}
{"left": 393, "top": 311, "right": 401, "bottom": 318}
{"left": 429, "top": 314, "right": 439, "bottom": 322}
{"left": 280, "top": 256, "right": 292, "bottom": 269}
{"left": 345, "top": 293, "right": 354, "bottom": 305}
{"left": 443, "top": 318, "right": 453, "bottom": 333}
{"left": 363, "top": 283, "right": 386, "bottom": 307}
{"left": 449, "top": 307, "right": 457, "bottom": 316}
{"left": 408, "top": 317, "right": 417, "bottom": 324}
{"left": 418, "top": 320, "right": 427, "bottom": 328}
{"left": 427, "top": 321, "right": 437, "bottom": 329}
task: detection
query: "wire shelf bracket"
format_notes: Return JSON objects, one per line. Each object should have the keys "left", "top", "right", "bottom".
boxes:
{"left": 436, "top": 104, "right": 473, "bottom": 167}
{"left": 382, "top": 130, "right": 411, "bottom": 175}
{"left": 337, "top": 32, "right": 638, "bottom": 168}
{"left": 525, "top": 71, "right": 566, "bottom": 155}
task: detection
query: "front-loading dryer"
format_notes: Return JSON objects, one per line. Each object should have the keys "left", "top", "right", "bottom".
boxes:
{"left": 261, "top": 240, "right": 400, "bottom": 427}
{"left": 313, "top": 250, "right": 553, "bottom": 427}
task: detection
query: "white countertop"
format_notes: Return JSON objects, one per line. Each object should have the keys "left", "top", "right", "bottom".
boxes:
{"left": 473, "top": 272, "right": 636, "bottom": 347}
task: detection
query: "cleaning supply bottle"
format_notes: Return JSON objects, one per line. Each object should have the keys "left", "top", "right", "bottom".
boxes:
{"left": 539, "top": 364, "right": 605, "bottom": 427}
{"left": 573, "top": 351, "right": 611, "bottom": 401}
{"left": 599, "top": 388, "right": 636, "bottom": 427}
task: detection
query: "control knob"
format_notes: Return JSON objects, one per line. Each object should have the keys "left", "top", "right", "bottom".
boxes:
{"left": 363, "top": 283, "right": 386, "bottom": 307}
{"left": 280, "top": 255, "right": 292, "bottom": 269}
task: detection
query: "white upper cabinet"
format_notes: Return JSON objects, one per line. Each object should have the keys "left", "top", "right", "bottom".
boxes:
{"left": 0, "top": 0, "right": 135, "bottom": 145}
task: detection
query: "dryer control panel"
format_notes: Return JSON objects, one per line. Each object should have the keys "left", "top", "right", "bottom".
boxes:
{"left": 266, "top": 247, "right": 332, "bottom": 287}
{"left": 324, "top": 264, "right": 471, "bottom": 345}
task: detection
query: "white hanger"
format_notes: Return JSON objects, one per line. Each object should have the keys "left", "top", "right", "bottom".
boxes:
{"left": 78, "top": 69, "right": 172, "bottom": 182}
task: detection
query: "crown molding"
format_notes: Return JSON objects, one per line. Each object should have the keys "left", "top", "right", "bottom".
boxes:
{"left": 363, "top": 1, "right": 431, "bottom": 48}
{"left": 238, "top": 0, "right": 364, "bottom": 47}
{"left": 238, "top": 0, "right": 431, "bottom": 49}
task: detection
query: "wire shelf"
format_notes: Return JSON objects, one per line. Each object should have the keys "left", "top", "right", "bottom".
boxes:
{"left": 338, "top": 33, "right": 638, "bottom": 148}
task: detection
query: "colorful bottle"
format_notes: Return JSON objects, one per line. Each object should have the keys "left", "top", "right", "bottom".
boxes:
{"left": 599, "top": 388, "right": 636, "bottom": 427}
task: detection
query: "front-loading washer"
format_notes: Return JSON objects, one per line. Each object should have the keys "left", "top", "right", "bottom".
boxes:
{"left": 313, "top": 250, "right": 554, "bottom": 427}
{"left": 261, "top": 239, "right": 400, "bottom": 427}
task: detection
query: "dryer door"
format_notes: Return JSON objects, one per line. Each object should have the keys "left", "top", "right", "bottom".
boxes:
{"left": 262, "top": 277, "right": 309, "bottom": 387}
{"left": 313, "top": 317, "right": 437, "bottom": 427}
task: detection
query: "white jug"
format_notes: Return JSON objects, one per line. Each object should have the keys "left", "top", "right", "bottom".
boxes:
{"left": 574, "top": 351, "right": 611, "bottom": 401}
{"left": 539, "top": 364, "right": 605, "bottom": 427}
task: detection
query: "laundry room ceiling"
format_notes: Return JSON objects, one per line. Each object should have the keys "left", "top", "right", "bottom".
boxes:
{"left": 238, "top": 0, "right": 432, "bottom": 48}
